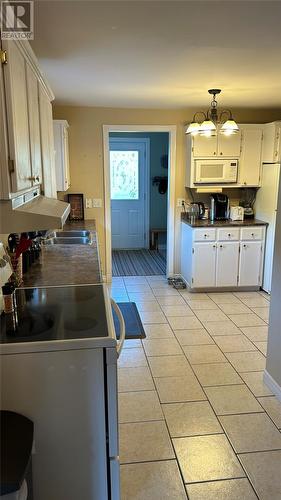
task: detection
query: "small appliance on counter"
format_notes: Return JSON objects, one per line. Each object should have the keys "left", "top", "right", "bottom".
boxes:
{"left": 190, "top": 202, "right": 205, "bottom": 220}
{"left": 230, "top": 206, "right": 244, "bottom": 221}
{"left": 210, "top": 194, "right": 229, "bottom": 221}
{"left": 241, "top": 205, "right": 255, "bottom": 219}
{"left": 239, "top": 190, "right": 256, "bottom": 219}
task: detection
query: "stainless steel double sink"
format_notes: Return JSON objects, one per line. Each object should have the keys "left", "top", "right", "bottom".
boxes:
{"left": 44, "top": 230, "right": 92, "bottom": 245}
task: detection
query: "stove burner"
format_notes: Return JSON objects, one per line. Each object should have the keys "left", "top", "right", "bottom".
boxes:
{"left": 64, "top": 317, "right": 98, "bottom": 332}
{"left": 6, "top": 311, "right": 55, "bottom": 338}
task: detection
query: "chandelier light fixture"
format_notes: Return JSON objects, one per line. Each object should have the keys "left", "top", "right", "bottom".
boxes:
{"left": 186, "top": 89, "right": 239, "bottom": 137}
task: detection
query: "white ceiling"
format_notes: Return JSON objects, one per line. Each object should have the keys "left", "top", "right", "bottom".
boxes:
{"left": 32, "top": 0, "right": 281, "bottom": 108}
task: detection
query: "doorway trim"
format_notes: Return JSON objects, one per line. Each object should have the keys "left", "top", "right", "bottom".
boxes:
{"left": 103, "top": 124, "right": 177, "bottom": 282}
{"left": 109, "top": 136, "right": 150, "bottom": 250}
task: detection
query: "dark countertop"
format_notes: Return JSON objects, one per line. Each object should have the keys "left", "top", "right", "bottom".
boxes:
{"left": 63, "top": 220, "right": 97, "bottom": 231}
{"left": 181, "top": 214, "right": 268, "bottom": 228}
{"left": 22, "top": 220, "right": 102, "bottom": 287}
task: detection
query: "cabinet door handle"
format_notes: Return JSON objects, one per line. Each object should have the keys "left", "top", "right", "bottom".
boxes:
{"left": 213, "top": 245, "right": 216, "bottom": 249}
{"left": 213, "top": 152, "right": 216, "bottom": 155}
{"left": 228, "top": 233, "right": 231, "bottom": 237}
{"left": 243, "top": 244, "right": 247, "bottom": 248}
{"left": 28, "top": 175, "right": 40, "bottom": 182}
{"left": 220, "top": 152, "right": 223, "bottom": 155}
{"left": 220, "top": 244, "right": 223, "bottom": 248}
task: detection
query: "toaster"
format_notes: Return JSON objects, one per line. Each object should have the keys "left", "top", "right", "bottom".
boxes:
{"left": 230, "top": 206, "right": 244, "bottom": 221}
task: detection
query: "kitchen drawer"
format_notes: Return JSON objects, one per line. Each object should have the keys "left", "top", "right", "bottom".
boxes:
{"left": 217, "top": 228, "right": 240, "bottom": 241}
{"left": 193, "top": 228, "right": 216, "bottom": 241}
{"left": 241, "top": 226, "right": 264, "bottom": 241}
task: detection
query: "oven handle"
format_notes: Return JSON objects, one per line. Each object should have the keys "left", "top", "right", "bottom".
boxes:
{"left": 111, "top": 298, "right": 126, "bottom": 358}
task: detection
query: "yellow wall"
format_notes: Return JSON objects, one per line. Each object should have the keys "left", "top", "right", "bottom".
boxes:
{"left": 53, "top": 105, "right": 281, "bottom": 274}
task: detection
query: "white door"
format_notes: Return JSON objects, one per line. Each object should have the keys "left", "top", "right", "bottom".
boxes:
{"left": 110, "top": 138, "right": 148, "bottom": 249}
{"left": 39, "top": 84, "right": 57, "bottom": 198}
{"left": 2, "top": 41, "right": 32, "bottom": 192}
{"left": 193, "top": 135, "right": 217, "bottom": 157}
{"left": 192, "top": 242, "right": 216, "bottom": 288}
{"left": 240, "top": 129, "right": 263, "bottom": 186}
{"left": 255, "top": 163, "right": 280, "bottom": 292}
{"left": 239, "top": 241, "right": 262, "bottom": 287}
{"left": 26, "top": 64, "right": 42, "bottom": 186}
{"left": 216, "top": 242, "right": 239, "bottom": 287}
{"left": 218, "top": 131, "right": 241, "bottom": 157}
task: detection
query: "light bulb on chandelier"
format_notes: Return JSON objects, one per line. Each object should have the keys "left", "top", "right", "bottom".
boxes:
{"left": 186, "top": 89, "right": 239, "bottom": 137}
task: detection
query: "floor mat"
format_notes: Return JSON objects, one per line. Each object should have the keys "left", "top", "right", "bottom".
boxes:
{"left": 112, "top": 249, "right": 166, "bottom": 276}
{"left": 112, "top": 302, "right": 146, "bottom": 339}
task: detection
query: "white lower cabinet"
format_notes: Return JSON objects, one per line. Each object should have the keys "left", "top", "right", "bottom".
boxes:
{"left": 216, "top": 242, "right": 240, "bottom": 287}
{"left": 192, "top": 242, "right": 216, "bottom": 288}
{"left": 239, "top": 241, "right": 263, "bottom": 287}
{"left": 181, "top": 222, "right": 265, "bottom": 290}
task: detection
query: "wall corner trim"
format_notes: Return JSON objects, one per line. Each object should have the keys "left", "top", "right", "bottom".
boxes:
{"left": 263, "top": 369, "right": 281, "bottom": 403}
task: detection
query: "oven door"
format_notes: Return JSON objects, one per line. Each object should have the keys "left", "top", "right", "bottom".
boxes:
{"left": 195, "top": 159, "right": 237, "bottom": 184}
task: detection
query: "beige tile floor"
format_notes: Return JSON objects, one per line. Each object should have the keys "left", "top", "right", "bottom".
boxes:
{"left": 110, "top": 277, "right": 281, "bottom": 500}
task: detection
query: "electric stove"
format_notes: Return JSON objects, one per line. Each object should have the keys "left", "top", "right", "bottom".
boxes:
{"left": 0, "top": 284, "right": 111, "bottom": 344}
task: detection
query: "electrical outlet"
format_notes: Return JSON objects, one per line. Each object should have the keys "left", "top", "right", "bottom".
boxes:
{"left": 92, "top": 198, "right": 102, "bottom": 208}
{"left": 85, "top": 198, "right": 92, "bottom": 209}
{"left": 177, "top": 198, "right": 185, "bottom": 207}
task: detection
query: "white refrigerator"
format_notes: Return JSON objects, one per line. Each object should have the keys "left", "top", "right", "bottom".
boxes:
{"left": 255, "top": 162, "right": 280, "bottom": 293}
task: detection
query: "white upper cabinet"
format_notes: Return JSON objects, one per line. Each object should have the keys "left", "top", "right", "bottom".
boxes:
{"left": 53, "top": 120, "right": 70, "bottom": 192}
{"left": 239, "top": 127, "right": 263, "bottom": 187}
{"left": 26, "top": 63, "right": 42, "bottom": 186}
{"left": 39, "top": 85, "right": 57, "bottom": 198}
{"left": 192, "top": 131, "right": 241, "bottom": 158}
{"left": 0, "top": 40, "right": 56, "bottom": 199}
{"left": 262, "top": 121, "right": 281, "bottom": 163}
{"left": 186, "top": 123, "right": 263, "bottom": 188}
{"left": 192, "top": 135, "right": 217, "bottom": 157}
{"left": 2, "top": 41, "right": 32, "bottom": 193}
{"left": 218, "top": 132, "right": 241, "bottom": 157}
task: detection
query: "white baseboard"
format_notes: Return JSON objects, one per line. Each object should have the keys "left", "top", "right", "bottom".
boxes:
{"left": 263, "top": 370, "right": 281, "bottom": 403}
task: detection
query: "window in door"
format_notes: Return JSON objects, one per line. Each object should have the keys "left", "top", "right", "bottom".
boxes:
{"left": 110, "top": 150, "right": 139, "bottom": 200}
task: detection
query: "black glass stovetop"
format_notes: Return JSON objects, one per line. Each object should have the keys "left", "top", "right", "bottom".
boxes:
{"left": 0, "top": 285, "right": 110, "bottom": 344}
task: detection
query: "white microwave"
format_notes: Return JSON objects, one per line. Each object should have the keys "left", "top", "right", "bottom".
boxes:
{"left": 194, "top": 159, "right": 238, "bottom": 184}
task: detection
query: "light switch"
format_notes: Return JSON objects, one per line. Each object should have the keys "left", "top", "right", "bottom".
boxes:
{"left": 85, "top": 198, "right": 92, "bottom": 208}
{"left": 92, "top": 198, "right": 102, "bottom": 208}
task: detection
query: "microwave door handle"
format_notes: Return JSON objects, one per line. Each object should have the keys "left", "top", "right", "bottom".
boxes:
{"left": 111, "top": 298, "right": 126, "bottom": 357}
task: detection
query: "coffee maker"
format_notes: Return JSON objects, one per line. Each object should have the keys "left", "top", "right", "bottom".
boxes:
{"left": 210, "top": 194, "right": 229, "bottom": 221}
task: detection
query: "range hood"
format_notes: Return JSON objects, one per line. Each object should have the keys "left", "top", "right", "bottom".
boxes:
{"left": 0, "top": 188, "right": 70, "bottom": 233}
